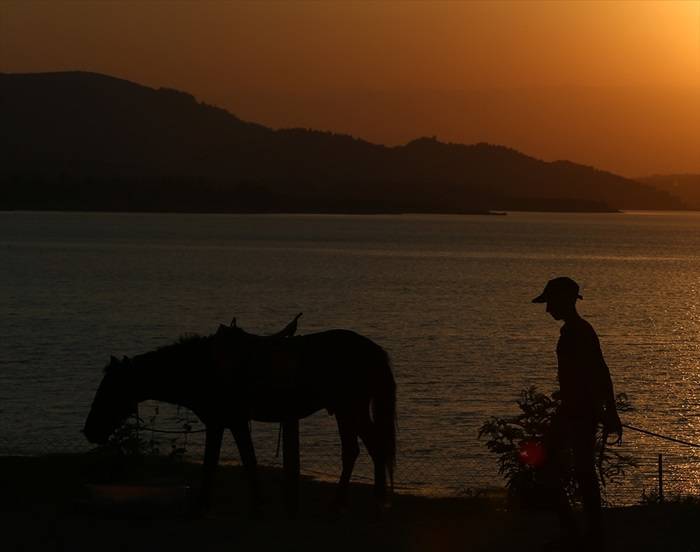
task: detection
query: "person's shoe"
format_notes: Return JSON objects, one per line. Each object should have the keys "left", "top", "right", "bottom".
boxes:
{"left": 582, "top": 523, "right": 605, "bottom": 551}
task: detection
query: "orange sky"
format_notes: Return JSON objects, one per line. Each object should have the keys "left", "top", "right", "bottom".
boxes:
{"left": 1, "top": 1, "right": 698, "bottom": 176}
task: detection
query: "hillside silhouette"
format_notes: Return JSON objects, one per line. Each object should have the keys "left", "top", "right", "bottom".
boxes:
{"left": 637, "top": 174, "right": 700, "bottom": 211}
{"left": 0, "top": 71, "right": 684, "bottom": 213}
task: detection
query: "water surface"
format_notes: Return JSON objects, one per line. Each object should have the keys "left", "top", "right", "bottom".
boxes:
{"left": 2, "top": 210, "right": 699, "bottom": 501}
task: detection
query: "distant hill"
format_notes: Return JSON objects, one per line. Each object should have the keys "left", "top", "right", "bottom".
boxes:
{"left": 0, "top": 71, "right": 684, "bottom": 213}
{"left": 637, "top": 174, "right": 700, "bottom": 210}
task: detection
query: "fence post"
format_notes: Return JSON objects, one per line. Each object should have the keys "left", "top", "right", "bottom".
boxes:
{"left": 658, "top": 453, "right": 664, "bottom": 502}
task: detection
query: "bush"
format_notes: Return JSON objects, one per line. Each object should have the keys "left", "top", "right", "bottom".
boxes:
{"left": 478, "top": 386, "right": 635, "bottom": 509}
{"left": 85, "top": 408, "right": 195, "bottom": 484}
{"left": 90, "top": 404, "right": 195, "bottom": 460}
{"left": 98, "top": 414, "right": 149, "bottom": 457}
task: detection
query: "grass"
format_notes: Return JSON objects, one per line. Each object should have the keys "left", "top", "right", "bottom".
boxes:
{"left": 2, "top": 454, "right": 700, "bottom": 551}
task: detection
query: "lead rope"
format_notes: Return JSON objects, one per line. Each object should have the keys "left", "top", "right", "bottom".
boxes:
{"left": 598, "top": 423, "right": 700, "bottom": 488}
{"left": 622, "top": 423, "right": 700, "bottom": 448}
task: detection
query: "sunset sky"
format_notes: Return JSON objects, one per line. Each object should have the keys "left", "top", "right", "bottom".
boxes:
{"left": 1, "top": 0, "right": 698, "bottom": 177}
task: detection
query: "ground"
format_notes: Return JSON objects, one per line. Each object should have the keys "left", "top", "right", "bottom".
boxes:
{"left": 1, "top": 455, "right": 699, "bottom": 552}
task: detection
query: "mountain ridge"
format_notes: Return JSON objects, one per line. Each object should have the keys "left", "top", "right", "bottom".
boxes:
{"left": 636, "top": 174, "right": 700, "bottom": 211}
{"left": 0, "top": 71, "right": 683, "bottom": 213}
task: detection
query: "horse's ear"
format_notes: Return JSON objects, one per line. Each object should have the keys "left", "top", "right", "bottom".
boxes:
{"left": 230, "top": 317, "right": 237, "bottom": 328}
{"left": 105, "top": 355, "right": 120, "bottom": 373}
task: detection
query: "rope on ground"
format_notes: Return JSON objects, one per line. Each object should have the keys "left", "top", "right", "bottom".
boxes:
{"left": 623, "top": 423, "right": 700, "bottom": 449}
{"left": 134, "top": 406, "right": 206, "bottom": 434}
{"left": 141, "top": 426, "right": 206, "bottom": 434}
{"left": 134, "top": 420, "right": 700, "bottom": 453}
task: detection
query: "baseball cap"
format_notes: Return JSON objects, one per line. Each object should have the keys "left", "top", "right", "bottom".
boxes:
{"left": 532, "top": 277, "right": 583, "bottom": 303}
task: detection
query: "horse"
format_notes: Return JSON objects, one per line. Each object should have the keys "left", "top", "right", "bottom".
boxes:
{"left": 83, "top": 317, "right": 397, "bottom": 515}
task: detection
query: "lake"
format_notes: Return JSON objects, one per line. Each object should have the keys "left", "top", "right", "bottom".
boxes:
{"left": 2, "top": 210, "right": 700, "bottom": 502}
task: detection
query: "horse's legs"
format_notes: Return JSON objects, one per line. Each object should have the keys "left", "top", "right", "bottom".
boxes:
{"left": 200, "top": 425, "right": 224, "bottom": 510}
{"left": 357, "top": 412, "right": 388, "bottom": 505}
{"left": 282, "top": 419, "right": 301, "bottom": 518}
{"left": 333, "top": 411, "right": 360, "bottom": 510}
{"left": 231, "top": 421, "right": 262, "bottom": 515}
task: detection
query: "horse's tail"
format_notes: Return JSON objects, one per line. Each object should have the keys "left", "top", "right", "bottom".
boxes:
{"left": 371, "top": 346, "right": 396, "bottom": 488}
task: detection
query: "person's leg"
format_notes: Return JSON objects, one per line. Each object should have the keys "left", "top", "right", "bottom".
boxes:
{"left": 571, "top": 420, "right": 602, "bottom": 535}
{"left": 543, "top": 414, "right": 578, "bottom": 537}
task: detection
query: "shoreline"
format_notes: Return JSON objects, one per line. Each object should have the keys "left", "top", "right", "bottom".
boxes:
{"left": 3, "top": 454, "right": 700, "bottom": 551}
{"left": 4, "top": 207, "right": 667, "bottom": 216}
{"left": 1, "top": 207, "right": 507, "bottom": 216}
{"left": 11, "top": 208, "right": 700, "bottom": 216}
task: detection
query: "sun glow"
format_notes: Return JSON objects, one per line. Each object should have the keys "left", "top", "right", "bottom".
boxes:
{"left": 1, "top": 0, "right": 698, "bottom": 175}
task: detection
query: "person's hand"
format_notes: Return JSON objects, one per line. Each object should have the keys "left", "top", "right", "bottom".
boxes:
{"left": 605, "top": 410, "right": 623, "bottom": 444}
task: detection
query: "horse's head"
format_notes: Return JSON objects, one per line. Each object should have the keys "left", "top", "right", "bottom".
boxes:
{"left": 83, "top": 355, "right": 138, "bottom": 444}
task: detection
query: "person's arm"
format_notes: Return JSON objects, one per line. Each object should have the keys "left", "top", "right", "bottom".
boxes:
{"left": 594, "top": 335, "right": 623, "bottom": 441}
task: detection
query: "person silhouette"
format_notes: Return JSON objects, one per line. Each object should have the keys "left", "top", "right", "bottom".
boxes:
{"left": 532, "top": 277, "right": 622, "bottom": 542}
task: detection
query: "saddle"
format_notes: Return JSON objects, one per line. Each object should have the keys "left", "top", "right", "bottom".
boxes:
{"left": 212, "top": 313, "right": 303, "bottom": 395}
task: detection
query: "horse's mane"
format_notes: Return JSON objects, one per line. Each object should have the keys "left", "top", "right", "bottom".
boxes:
{"left": 104, "top": 320, "right": 296, "bottom": 375}
{"left": 105, "top": 333, "right": 213, "bottom": 373}
{"left": 152, "top": 333, "right": 212, "bottom": 358}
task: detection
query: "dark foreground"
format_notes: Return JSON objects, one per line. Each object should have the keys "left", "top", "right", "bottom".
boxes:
{"left": 2, "top": 455, "right": 698, "bottom": 552}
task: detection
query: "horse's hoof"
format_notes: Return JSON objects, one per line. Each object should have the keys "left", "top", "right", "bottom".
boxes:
{"left": 326, "top": 500, "right": 348, "bottom": 522}
{"left": 330, "top": 500, "right": 348, "bottom": 515}
{"left": 189, "top": 501, "right": 218, "bottom": 520}
{"left": 190, "top": 500, "right": 210, "bottom": 518}
{"left": 248, "top": 506, "right": 265, "bottom": 520}
{"left": 369, "top": 499, "right": 391, "bottom": 523}
{"left": 326, "top": 506, "right": 346, "bottom": 523}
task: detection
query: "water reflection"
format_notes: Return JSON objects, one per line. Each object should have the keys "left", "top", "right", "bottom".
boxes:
{"left": 2, "top": 211, "right": 700, "bottom": 503}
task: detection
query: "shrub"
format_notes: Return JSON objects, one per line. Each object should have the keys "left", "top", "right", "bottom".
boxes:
{"left": 478, "top": 386, "right": 635, "bottom": 509}
{"left": 90, "top": 404, "right": 195, "bottom": 459}
{"left": 100, "top": 414, "right": 149, "bottom": 457}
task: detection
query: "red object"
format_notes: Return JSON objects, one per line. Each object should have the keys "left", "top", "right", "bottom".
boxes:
{"left": 518, "top": 440, "right": 546, "bottom": 467}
